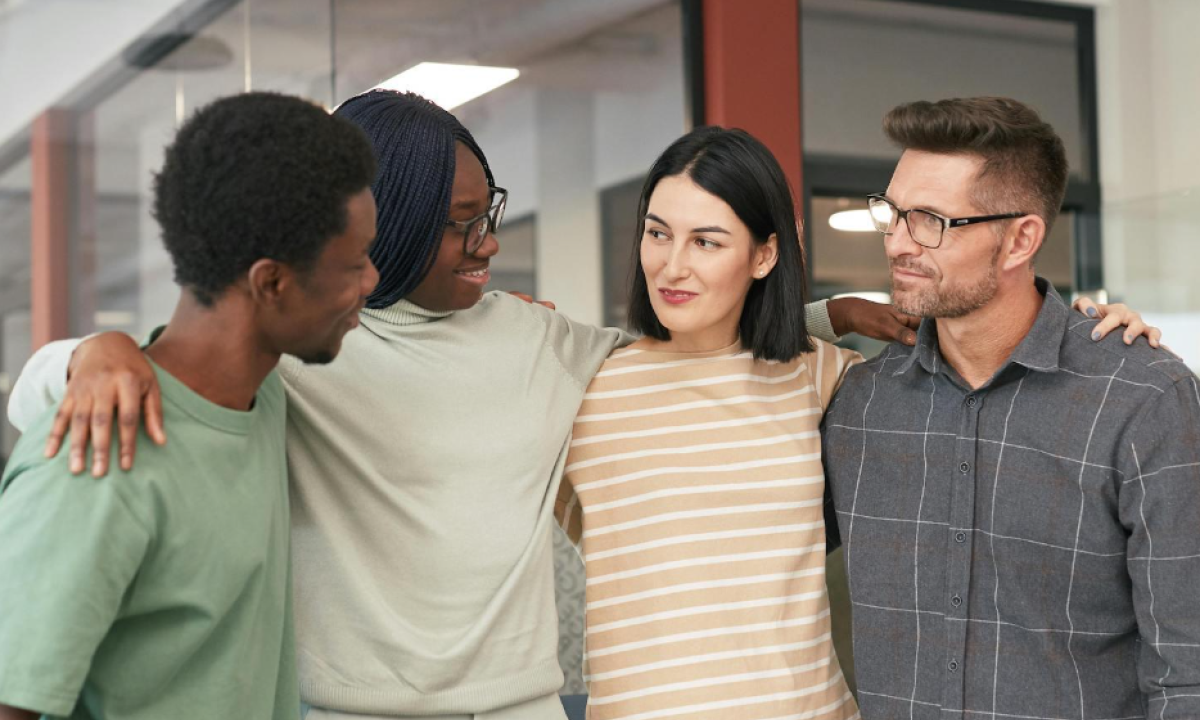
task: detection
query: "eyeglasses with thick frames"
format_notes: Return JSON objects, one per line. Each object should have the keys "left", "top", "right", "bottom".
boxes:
{"left": 446, "top": 186, "right": 508, "bottom": 256}
{"left": 867, "top": 193, "right": 1024, "bottom": 249}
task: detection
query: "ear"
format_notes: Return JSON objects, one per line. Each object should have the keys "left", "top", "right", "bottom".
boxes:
{"left": 1002, "top": 215, "right": 1045, "bottom": 272}
{"left": 753, "top": 233, "right": 780, "bottom": 279}
{"left": 246, "top": 258, "right": 292, "bottom": 307}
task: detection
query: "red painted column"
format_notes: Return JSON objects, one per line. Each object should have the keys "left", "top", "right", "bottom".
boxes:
{"left": 702, "top": 0, "right": 804, "bottom": 209}
{"left": 31, "top": 109, "right": 71, "bottom": 350}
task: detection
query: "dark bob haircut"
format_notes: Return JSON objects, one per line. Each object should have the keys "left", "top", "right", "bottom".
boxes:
{"left": 154, "top": 91, "right": 376, "bottom": 306}
{"left": 627, "top": 126, "right": 811, "bottom": 362}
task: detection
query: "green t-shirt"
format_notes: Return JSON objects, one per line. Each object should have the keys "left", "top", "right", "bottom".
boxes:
{"left": 0, "top": 361, "right": 299, "bottom": 720}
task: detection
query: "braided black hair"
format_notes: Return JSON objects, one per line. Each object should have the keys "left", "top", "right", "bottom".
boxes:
{"left": 334, "top": 90, "right": 494, "bottom": 309}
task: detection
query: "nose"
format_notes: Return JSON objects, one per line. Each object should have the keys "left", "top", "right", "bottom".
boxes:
{"left": 473, "top": 230, "right": 500, "bottom": 259}
{"left": 662, "top": 240, "right": 690, "bottom": 280}
{"left": 884, "top": 217, "right": 923, "bottom": 262}
{"left": 363, "top": 258, "right": 381, "bottom": 296}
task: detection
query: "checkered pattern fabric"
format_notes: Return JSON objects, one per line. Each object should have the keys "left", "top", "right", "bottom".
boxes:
{"left": 822, "top": 278, "right": 1200, "bottom": 720}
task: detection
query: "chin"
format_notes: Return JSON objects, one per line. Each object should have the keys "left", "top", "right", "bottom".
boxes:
{"left": 453, "top": 290, "right": 486, "bottom": 311}
{"left": 293, "top": 343, "right": 340, "bottom": 366}
{"left": 653, "top": 311, "right": 703, "bottom": 337}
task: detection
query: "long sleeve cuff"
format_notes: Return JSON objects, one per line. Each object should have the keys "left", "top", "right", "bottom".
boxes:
{"left": 805, "top": 299, "right": 840, "bottom": 344}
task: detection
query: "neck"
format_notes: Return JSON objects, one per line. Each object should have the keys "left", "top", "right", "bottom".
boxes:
{"left": 639, "top": 319, "right": 740, "bottom": 354}
{"left": 934, "top": 275, "right": 1043, "bottom": 389}
{"left": 145, "top": 293, "right": 281, "bottom": 411}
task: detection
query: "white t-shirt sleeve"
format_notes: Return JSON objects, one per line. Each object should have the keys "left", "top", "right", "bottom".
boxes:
{"left": 7, "top": 338, "right": 84, "bottom": 432}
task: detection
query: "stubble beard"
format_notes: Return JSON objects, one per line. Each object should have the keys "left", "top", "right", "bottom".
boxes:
{"left": 890, "top": 241, "right": 1003, "bottom": 319}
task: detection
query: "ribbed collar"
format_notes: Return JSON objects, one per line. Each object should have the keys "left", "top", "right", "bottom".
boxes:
{"left": 361, "top": 299, "right": 454, "bottom": 327}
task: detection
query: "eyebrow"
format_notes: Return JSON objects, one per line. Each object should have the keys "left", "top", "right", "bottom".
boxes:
{"left": 451, "top": 198, "right": 485, "bottom": 213}
{"left": 881, "top": 194, "right": 948, "bottom": 217}
{"left": 645, "top": 213, "right": 731, "bottom": 234}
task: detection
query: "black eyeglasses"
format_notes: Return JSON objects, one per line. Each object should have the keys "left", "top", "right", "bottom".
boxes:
{"left": 446, "top": 186, "right": 507, "bottom": 256}
{"left": 867, "top": 194, "right": 1024, "bottom": 249}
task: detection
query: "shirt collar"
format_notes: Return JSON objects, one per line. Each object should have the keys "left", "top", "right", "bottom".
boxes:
{"left": 893, "top": 276, "right": 1068, "bottom": 378}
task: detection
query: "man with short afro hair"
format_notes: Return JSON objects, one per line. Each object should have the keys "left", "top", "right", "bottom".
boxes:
{"left": 0, "top": 91, "right": 378, "bottom": 720}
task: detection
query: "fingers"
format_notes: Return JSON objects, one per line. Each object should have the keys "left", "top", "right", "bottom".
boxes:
{"left": 44, "top": 396, "right": 74, "bottom": 461}
{"left": 1090, "top": 313, "right": 1123, "bottom": 342}
{"left": 88, "top": 385, "right": 117, "bottom": 477}
{"left": 1073, "top": 297, "right": 1102, "bottom": 319}
{"left": 536, "top": 300, "right": 557, "bottom": 310}
{"left": 508, "top": 291, "right": 534, "bottom": 304}
{"left": 1120, "top": 318, "right": 1147, "bottom": 345}
{"left": 885, "top": 316, "right": 918, "bottom": 346}
{"left": 1149, "top": 327, "right": 1163, "bottom": 349}
{"left": 145, "top": 384, "right": 167, "bottom": 446}
{"left": 116, "top": 375, "right": 142, "bottom": 471}
{"left": 66, "top": 396, "right": 93, "bottom": 475}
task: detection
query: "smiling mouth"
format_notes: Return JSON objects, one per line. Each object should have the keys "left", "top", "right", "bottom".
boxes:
{"left": 455, "top": 267, "right": 490, "bottom": 285}
{"left": 892, "top": 265, "right": 933, "bottom": 280}
{"left": 659, "top": 288, "right": 698, "bottom": 305}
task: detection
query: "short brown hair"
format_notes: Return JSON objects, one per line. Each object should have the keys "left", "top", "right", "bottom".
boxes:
{"left": 883, "top": 97, "right": 1069, "bottom": 232}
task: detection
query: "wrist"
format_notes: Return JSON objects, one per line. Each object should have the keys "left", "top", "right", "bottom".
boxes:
{"left": 69, "top": 331, "right": 133, "bottom": 379}
{"left": 826, "top": 298, "right": 852, "bottom": 337}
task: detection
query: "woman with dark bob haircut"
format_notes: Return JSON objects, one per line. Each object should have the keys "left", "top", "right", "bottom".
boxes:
{"left": 628, "top": 126, "right": 813, "bottom": 361}
{"left": 557, "top": 127, "right": 863, "bottom": 719}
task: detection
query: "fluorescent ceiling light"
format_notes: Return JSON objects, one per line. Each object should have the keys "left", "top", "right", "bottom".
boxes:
{"left": 828, "top": 209, "right": 876, "bottom": 233}
{"left": 374, "top": 62, "right": 520, "bottom": 110}
{"left": 833, "top": 291, "right": 892, "bottom": 306}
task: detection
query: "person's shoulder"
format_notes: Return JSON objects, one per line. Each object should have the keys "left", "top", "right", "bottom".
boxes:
{"left": 1062, "top": 311, "right": 1195, "bottom": 389}
{"left": 0, "top": 406, "right": 66, "bottom": 488}
{"left": 798, "top": 338, "right": 865, "bottom": 365}
{"left": 456, "top": 290, "right": 546, "bottom": 331}
{"left": 0, "top": 411, "right": 162, "bottom": 522}
{"left": 839, "top": 340, "right": 912, "bottom": 382}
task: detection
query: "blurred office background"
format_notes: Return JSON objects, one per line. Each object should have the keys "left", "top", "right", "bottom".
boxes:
{"left": 1, "top": 0, "right": 1197, "bottom": 704}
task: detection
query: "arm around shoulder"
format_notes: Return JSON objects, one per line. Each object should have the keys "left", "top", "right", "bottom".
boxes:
{"left": 530, "top": 300, "right": 632, "bottom": 388}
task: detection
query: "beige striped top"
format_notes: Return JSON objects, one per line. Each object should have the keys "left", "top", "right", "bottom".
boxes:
{"left": 557, "top": 338, "right": 862, "bottom": 720}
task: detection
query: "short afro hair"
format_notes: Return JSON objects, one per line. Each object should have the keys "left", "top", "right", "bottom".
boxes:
{"left": 154, "top": 91, "right": 377, "bottom": 305}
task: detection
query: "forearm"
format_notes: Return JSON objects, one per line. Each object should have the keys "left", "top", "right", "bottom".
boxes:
{"left": 7, "top": 337, "right": 83, "bottom": 432}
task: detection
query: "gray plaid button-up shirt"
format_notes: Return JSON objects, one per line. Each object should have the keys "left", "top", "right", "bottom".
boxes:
{"left": 822, "top": 278, "right": 1200, "bottom": 720}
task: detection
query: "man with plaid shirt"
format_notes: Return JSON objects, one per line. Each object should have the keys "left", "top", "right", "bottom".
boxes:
{"left": 823, "top": 97, "right": 1200, "bottom": 720}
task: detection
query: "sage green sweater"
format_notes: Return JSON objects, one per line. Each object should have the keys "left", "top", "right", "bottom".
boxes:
{"left": 7, "top": 293, "right": 838, "bottom": 718}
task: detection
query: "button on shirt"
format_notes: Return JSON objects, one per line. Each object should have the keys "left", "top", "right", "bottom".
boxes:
{"left": 822, "top": 278, "right": 1200, "bottom": 720}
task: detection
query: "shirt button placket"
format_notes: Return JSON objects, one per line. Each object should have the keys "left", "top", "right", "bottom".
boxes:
{"left": 944, "top": 388, "right": 982, "bottom": 713}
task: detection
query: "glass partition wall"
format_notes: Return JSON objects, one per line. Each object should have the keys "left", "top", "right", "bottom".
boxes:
{"left": 0, "top": 0, "right": 689, "bottom": 696}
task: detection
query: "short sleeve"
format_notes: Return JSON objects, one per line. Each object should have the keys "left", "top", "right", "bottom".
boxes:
{"left": 810, "top": 339, "right": 863, "bottom": 413}
{"left": 0, "top": 455, "right": 152, "bottom": 716}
